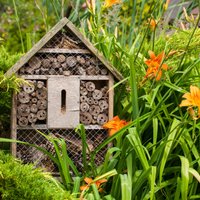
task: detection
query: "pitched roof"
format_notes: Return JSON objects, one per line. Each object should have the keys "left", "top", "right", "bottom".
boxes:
{"left": 5, "top": 17, "right": 123, "bottom": 81}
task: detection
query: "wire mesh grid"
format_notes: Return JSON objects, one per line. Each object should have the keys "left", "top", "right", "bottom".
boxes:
{"left": 19, "top": 53, "right": 108, "bottom": 76}
{"left": 18, "top": 27, "right": 108, "bottom": 76}
{"left": 16, "top": 128, "right": 108, "bottom": 172}
{"left": 44, "top": 28, "right": 86, "bottom": 49}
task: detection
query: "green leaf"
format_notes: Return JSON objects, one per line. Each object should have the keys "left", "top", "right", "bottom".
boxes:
{"left": 159, "top": 118, "right": 181, "bottom": 182}
{"left": 120, "top": 174, "right": 132, "bottom": 200}
{"left": 179, "top": 156, "right": 189, "bottom": 200}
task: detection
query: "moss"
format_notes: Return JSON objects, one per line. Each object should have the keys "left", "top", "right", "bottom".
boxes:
{"left": 0, "top": 151, "right": 70, "bottom": 200}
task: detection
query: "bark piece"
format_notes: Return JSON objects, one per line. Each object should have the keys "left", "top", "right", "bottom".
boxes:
{"left": 30, "top": 104, "right": 38, "bottom": 113}
{"left": 57, "top": 54, "right": 66, "bottom": 63}
{"left": 37, "top": 110, "right": 47, "bottom": 120}
{"left": 31, "top": 98, "right": 37, "bottom": 104}
{"left": 66, "top": 56, "right": 77, "bottom": 68}
{"left": 36, "top": 88, "right": 47, "bottom": 99}
{"left": 17, "top": 104, "right": 30, "bottom": 116}
{"left": 37, "top": 81, "right": 45, "bottom": 89}
{"left": 89, "top": 105, "right": 101, "bottom": 116}
{"left": 80, "top": 102, "right": 90, "bottom": 112}
{"left": 99, "top": 100, "right": 108, "bottom": 110}
{"left": 18, "top": 117, "right": 28, "bottom": 127}
{"left": 77, "top": 67, "right": 86, "bottom": 75}
{"left": 80, "top": 112, "right": 92, "bottom": 125}
{"left": 87, "top": 97, "right": 94, "bottom": 105}
{"left": 101, "top": 68, "right": 108, "bottom": 75}
{"left": 97, "top": 114, "right": 108, "bottom": 125}
{"left": 28, "top": 113, "right": 37, "bottom": 123}
{"left": 42, "top": 59, "right": 51, "bottom": 68}
{"left": 86, "top": 81, "right": 95, "bottom": 92}
{"left": 23, "top": 83, "right": 35, "bottom": 94}
{"left": 80, "top": 95, "right": 87, "bottom": 102}
{"left": 86, "top": 65, "right": 96, "bottom": 75}
{"left": 52, "top": 61, "right": 60, "bottom": 69}
{"left": 80, "top": 88, "right": 88, "bottom": 96}
{"left": 18, "top": 92, "right": 30, "bottom": 103}
{"left": 26, "top": 56, "right": 41, "bottom": 74}
{"left": 77, "top": 56, "right": 86, "bottom": 65}
{"left": 92, "top": 90, "right": 102, "bottom": 100}
{"left": 61, "top": 63, "right": 68, "bottom": 70}
{"left": 37, "top": 99, "right": 47, "bottom": 110}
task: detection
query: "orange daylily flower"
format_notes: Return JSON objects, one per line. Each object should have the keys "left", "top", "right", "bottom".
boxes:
{"left": 148, "top": 18, "right": 158, "bottom": 31}
{"left": 80, "top": 177, "right": 107, "bottom": 191}
{"left": 104, "top": 0, "right": 121, "bottom": 8}
{"left": 144, "top": 50, "right": 169, "bottom": 81}
{"left": 103, "top": 116, "right": 128, "bottom": 136}
{"left": 180, "top": 85, "right": 200, "bottom": 120}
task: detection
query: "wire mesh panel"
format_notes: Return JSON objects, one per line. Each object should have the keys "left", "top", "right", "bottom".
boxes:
{"left": 16, "top": 128, "right": 108, "bottom": 172}
{"left": 18, "top": 27, "right": 108, "bottom": 76}
{"left": 19, "top": 53, "right": 108, "bottom": 76}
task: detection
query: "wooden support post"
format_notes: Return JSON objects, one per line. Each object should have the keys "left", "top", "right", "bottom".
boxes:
{"left": 11, "top": 93, "right": 17, "bottom": 156}
{"left": 108, "top": 73, "right": 114, "bottom": 120}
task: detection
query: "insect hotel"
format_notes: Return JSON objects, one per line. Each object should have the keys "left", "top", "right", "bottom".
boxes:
{"left": 5, "top": 17, "right": 123, "bottom": 172}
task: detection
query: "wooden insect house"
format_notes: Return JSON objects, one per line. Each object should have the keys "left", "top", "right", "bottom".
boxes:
{"left": 5, "top": 18, "right": 123, "bottom": 172}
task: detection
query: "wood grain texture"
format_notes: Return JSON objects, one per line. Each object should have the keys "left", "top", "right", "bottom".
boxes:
{"left": 38, "top": 48, "right": 91, "bottom": 54}
{"left": 11, "top": 93, "right": 17, "bottom": 156}
{"left": 47, "top": 77, "right": 80, "bottom": 128}
{"left": 108, "top": 73, "right": 114, "bottom": 120}
{"left": 5, "top": 17, "right": 123, "bottom": 81}
{"left": 5, "top": 18, "right": 68, "bottom": 77}
{"left": 20, "top": 75, "right": 110, "bottom": 80}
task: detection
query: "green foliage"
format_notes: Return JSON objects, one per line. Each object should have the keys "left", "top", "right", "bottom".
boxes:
{"left": 0, "top": 150, "right": 69, "bottom": 200}
{"left": 0, "top": 46, "right": 24, "bottom": 139}
{"left": 0, "top": 0, "right": 200, "bottom": 199}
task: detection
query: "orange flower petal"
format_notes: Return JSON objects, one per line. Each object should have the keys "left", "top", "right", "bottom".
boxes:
{"left": 109, "top": 128, "right": 117, "bottom": 136}
{"left": 148, "top": 50, "right": 156, "bottom": 59}
{"left": 162, "top": 63, "right": 168, "bottom": 70}
{"left": 155, "top": 70, "right": 162, "bottom": 81}
{"left": 96, "top": 179, "right": 107, "bottom": 188}
{"left": 104, "top": 0, "right": 121, "bottom": 8}
{"left": 84, "top": 177, "right": 93, "bottom": 184}
{"left": 80, "top": 185, "right": 89, "bottom": 191}
{"left": 156, "top": 51, "right": 165, "bottom": 64}
{"left": 180, "top": 99, "right": 192, "bottom": 107}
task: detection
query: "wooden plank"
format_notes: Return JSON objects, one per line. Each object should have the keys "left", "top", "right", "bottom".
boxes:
{"left": 11, "top": 93, "right": 17, "bottom": 156}
{"left": 48, "top": 77, "right": 80, "bottom": 128}
{"left": 21, "top": 75, "right": 48, "bottom": 80}
{"left": 63, "top": 18, "right": 124, "bottom": 81}
{"left": 108, "top": 73, "right": 114, "bottom": 120}
{"left": 21, "top": 75, "right": 109, "bottom": 80}
{"left": 84, "top": 125, "right": 103, "bottom": 129}
{"left": 79, "top": 76, "right": 109, "bottom": 80}
{"left": 5, "top": 18, "right": 68, "bottom": 77}
{"left": 17, "top": 124, "right": 48, "bottom": 129}
{"left": 38, "top": 48, "right": 91, "bottom": 54}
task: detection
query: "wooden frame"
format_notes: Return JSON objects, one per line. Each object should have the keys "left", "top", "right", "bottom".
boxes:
{"left": 5, "top": 17, "right": 123, "bottom": 81}
{"left": 11, "top": 93, "right": 17, "bottom": 156}
{"left": 6, "top": 17, "right": 124, "bottom": 172}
